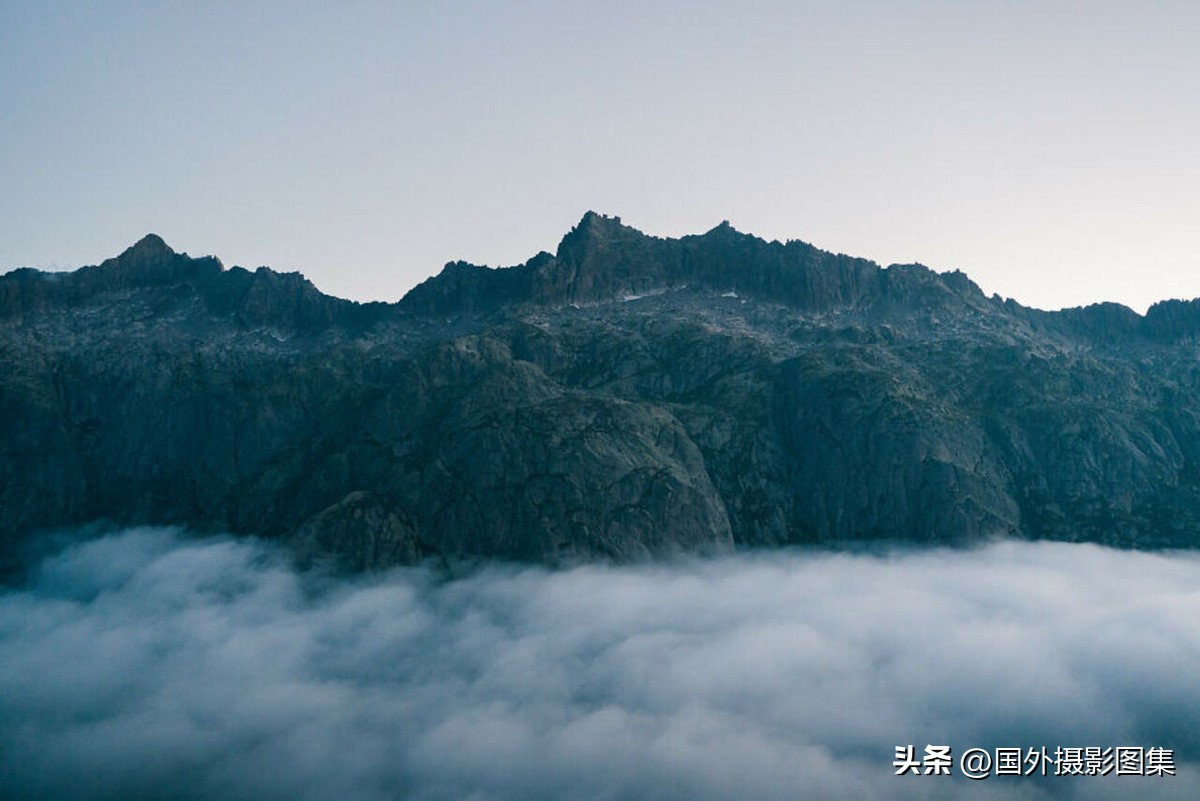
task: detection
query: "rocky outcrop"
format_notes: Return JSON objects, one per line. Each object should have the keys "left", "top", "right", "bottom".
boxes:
{"left": 400, "top": 212, "right": 991, "bottom": 317}
{"left": 291, "top": 491, "right": 435, "bottom": 571}
{"left": 0, "top": 235, "right": 390, "bottom": 332}
{"left": 5, "top": 213, "right": 1200, "bottom": 570}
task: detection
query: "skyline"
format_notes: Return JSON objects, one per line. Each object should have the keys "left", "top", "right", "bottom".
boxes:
{"left": 3, "top": 1, "right": 1198, "bottom": 313}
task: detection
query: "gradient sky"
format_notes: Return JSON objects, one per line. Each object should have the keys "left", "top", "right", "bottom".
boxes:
{"left": 2, "top": 1, "right": 1198, "bottom": 312}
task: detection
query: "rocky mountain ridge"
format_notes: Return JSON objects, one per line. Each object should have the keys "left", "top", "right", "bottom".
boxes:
{"left": 5, "top": 213, "right": 1200, "bottom": 570}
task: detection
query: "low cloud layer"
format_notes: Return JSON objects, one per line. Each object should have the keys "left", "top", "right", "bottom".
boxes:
{"left": 2, "top": 529, "right": 1198, "bottom": 800}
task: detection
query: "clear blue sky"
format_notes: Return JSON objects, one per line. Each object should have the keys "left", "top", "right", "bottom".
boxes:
{"left": 2, "top": 1, "right": 1198, "bottom": 311}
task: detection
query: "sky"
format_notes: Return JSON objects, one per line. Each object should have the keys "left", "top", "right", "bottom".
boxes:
{"left": 3, "top": 527, "right": 1199, "bottom": 800}
{"left": 2, "top": 1, "right": 1198, "bottom": 312}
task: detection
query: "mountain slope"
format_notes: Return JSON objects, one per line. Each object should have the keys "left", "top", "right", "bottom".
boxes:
{"left": 5, "top": 214, "right": 1200, "bottom": 569}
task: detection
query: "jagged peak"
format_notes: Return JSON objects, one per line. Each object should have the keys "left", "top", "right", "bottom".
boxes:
{"left": 48, "top": 233, "right": 224, "bottom": 299}
{"left": 700, "top": 219, "right": 748, "bottom": 241}
{"left": 126, "top": 233, "right": 175, "bottom": 258}
{"left": 97, "top": 233, "right": 184, "bottom": 275}
{"left": 555, "top": 211, "right": 645, "bottom": 260}
{"left": 577, "top": 210, "right": 621, "bottom": 230}
{"left": 439, "top": 259, "right": 490, "bottom": 274}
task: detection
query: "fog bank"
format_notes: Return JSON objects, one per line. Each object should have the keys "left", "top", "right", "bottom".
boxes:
{"left": 2, "top": 529, "right": 1198, "bottom": 800}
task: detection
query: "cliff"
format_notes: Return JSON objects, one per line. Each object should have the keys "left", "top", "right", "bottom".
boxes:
{"left": 5, "top": 214, "right": 1200, "bottom": 569}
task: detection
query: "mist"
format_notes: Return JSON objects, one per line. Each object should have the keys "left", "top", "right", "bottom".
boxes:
{"left": 1, "top": 529, "right": 1197, "bottom": 800}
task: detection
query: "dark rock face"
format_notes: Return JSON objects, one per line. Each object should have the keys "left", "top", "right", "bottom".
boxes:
{"left": 5, "top": 214, "right": 1200, "bottom": 569}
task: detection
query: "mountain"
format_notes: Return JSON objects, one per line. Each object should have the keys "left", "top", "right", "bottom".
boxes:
{"left": 5, "top": 213, "right": 1200, "bottom": 571}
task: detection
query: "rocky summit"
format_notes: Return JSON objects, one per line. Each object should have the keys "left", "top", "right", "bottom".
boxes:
{"left": 5, "top": 213, "right": 1200, "bottom": 570}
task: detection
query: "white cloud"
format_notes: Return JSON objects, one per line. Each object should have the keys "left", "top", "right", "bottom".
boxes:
{"left": 1, "top": 529, "right": 1197, "bottom": 800}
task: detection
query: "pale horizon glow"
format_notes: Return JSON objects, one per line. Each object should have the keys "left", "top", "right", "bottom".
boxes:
{"left": 2, "top": 1, "right": 1198, "bottom": 313}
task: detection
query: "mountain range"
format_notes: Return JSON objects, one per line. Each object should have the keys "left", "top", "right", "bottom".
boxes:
{"left": 5, "top": 212, "right": 1200, "bottom": 570}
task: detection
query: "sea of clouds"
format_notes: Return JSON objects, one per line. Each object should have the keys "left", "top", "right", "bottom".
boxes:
{"left": 2, "top": 528, "right": 1198, "bottom": 800}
